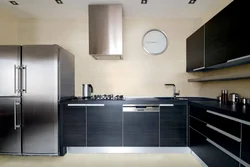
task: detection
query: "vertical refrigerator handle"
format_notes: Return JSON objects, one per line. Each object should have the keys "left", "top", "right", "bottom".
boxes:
{"left": 14, "top": 65, "right": 17, "bottom": 93}
{"left": 22, "top": 65, "right": 27, "bottom": 93}
{"left": 14, "top": 65, "right": 21, "bottom": 93}
{"left": 14, "top": 101, "right": 21, "bottom": 130}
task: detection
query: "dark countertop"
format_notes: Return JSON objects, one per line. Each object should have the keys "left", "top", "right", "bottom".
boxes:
{"left": 60, "top": 96, "right": 250, "bottom": 122}
{"left": 59, "top": 97, "right": 215, "bottom": 105}
{"left": 190, "top": 100, "right": 250, "bottom": 122}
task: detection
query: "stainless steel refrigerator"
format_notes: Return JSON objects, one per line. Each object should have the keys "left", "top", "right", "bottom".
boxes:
{"left": 0, "top": 45, "right": 75, "bottom": 155}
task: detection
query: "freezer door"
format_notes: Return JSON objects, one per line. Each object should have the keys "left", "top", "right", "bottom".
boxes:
{"left": 0, "top": 97, "right": 21, "bottom": 154}
{"left": 22, "top": 45, "right": 59, "bottom": 155}
{"left": 0, "top": 46, "right": 21, "bottom": 96}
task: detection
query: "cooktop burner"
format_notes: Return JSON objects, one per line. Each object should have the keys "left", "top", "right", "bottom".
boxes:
{"left": 83, "top": 94, "right": 125, "bottom": 100}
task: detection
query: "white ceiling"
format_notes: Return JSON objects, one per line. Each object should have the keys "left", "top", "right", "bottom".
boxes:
{"left": 0, "top": 0, "right": 231, "bottom": 19}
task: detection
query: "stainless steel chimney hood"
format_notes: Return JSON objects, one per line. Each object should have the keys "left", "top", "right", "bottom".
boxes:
{"left": 88, "top": 5, "right": 123, "bottom": 60}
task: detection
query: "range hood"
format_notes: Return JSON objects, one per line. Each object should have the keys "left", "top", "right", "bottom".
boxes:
{"left": 88, "top": 5, "right": 123, "bottom": 60}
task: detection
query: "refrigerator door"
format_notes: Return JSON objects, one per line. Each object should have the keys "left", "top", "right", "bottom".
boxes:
{"left": 0, "top": 97, "right": 21, "bottom": 154}
{"left": 0, "top": 46, "right": 21, "bottom": 97}
{"left": 22, "top": 45, "right": 59, "bottom": 155}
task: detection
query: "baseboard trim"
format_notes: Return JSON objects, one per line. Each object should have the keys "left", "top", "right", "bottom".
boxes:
{"left": 67, "top": 147, "right": 191, "bottom": 154}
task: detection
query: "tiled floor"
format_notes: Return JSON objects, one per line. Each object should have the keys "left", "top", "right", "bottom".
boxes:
{"left": 0, "top": 154, "right": 202, "bottom": 167}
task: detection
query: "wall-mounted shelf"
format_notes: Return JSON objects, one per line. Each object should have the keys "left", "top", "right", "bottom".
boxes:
{"left": 188, "top": 73, "right": 250, "bottom": 82}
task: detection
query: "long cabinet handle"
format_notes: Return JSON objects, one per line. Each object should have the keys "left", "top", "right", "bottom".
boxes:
{"left": 206, "top": 110, "right": 250, "bottom": 126}
{"left": 159, "top": 104, "right": 174, "bottom": 107}
{"left": 123, "top": 107, "right": 159, "bottom": 112}
{"left": 22, "top": 66, "right": 27, "bottom": 93}
{"left": 85, "top": 104, "right": 105, "bottom": 107}
{"left": 227, "top": 55, "right": 250, "bottom": 63}
{"left": 14, "top": 101, "right": 21, "bottom": 130}
{"left": 206, "top": 124, "right": 241, "bottom": 142}
{"left": 67, "top": 104, "right": 105, "bottom": 107}
{"left": 206, "top": 139, "right": 250, "bottom": 167}
{"left": 193, "top": 67, "right": 205, "bottom": 71}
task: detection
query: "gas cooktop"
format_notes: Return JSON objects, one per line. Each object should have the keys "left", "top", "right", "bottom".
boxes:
{"left": 79, "top": 94, "right": 125, "bottom": 101}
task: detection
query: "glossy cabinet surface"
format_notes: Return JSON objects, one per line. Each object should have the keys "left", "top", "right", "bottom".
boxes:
{"left": 87, "top": 104, "right": 122, "bottom": 147}
{"left": 123, "top": 112, "right": 159, "bottom": 147}
{"left": 187, "top": 0, "right": 250, "bottom": 71}
{"left": 63, "top": 106, "right": 86, "bottom": 146}
{"left": 160, "top": 105, "right": 187, "bottom": 146}
{"left": 190, "top": 128, "right": 239, "bottom": 167}
{"left": 186, "top": 26, "right": 205, "bottom": 72}
{"left": 241, "top": 124, "right": 250, "bottom": 165}
{"left": 205, "top": 1, "right": 234, "bottom": 66}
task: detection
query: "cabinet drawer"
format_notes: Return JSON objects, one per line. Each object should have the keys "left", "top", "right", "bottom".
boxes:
{"left": 190, "top": 116, "right": 241, "bottom": 157}
{"left": 189, "top": 106, "right": 207, "bottom": 121}
{"left": 204, "top": 139, "right": 240, "bottom": 167}
{"left": 190, "top": 128, "right": 239, "bottom": 167}
{"left": 206, "top": 110, "right": 241, "bottom": 138}
{"left": 205, "top": 124, "right": 241, "bottom": 157}
{"left": 189, "top": 116, "right": 206, "bottom": 135}
{"left": 241, "top": 124, "right": 250, "bottom": 165}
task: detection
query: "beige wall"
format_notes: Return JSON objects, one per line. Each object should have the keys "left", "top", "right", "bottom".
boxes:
{"left": 18, "top": 18, "right": 201, "bottom": 96}
{"left": 3, "top": 0, "right": 248, "bottom": 98}
{"left": 0, "top": 8, "right": 18, "bottom": 44}
{"left": 197, "top": 0, "right": 250, "bottom": 98}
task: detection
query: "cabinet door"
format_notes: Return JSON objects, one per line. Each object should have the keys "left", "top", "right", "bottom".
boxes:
{"left": 205, "top": 1, "right": 235, "bottom": 66}
{"left": 241, "top": 124, "right": 250, "bottom": 165}
{"left": 123, "top": 112, "right": 159, "bottom": 147}
{"left": 63, "top": 105, "right": 86, "bottom": 146}
{"left": 186, "top": 26, "right": 205, "bottom": 72}
{"left": 87, "top": 104, "right": 122, "bottom": 147}
{"left": 227, "top": 0, "right": 250, "bottom": 62}
{"left": 160, "top": 105, "right": 187, "bottom": 146}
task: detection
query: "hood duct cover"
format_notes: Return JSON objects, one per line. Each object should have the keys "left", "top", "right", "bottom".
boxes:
{"left": 89, "top": 4, "right": 123, "bottom": 60}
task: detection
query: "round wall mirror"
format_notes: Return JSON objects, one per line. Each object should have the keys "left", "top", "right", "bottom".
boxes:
{"left": 142, "top": 29, "right": 168, "bottom": 55}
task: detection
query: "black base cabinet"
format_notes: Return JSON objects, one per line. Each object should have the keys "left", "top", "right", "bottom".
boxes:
{"left": 123, "top": 112, "right": 159, "bottom": 147}
{"left": 160, "top": 105, "right": 187, "bottom": 146}
{"left": 63, "top": 106, "right": 86, "bottom": 146}
{"left": 241, "top": 124, "right": 250, "bottom": 165}
{"left": 87, "top": 104, "right": 122, "bottom": 147}
{"left": 190, "top": 128, "right": 239, "bottom": 167}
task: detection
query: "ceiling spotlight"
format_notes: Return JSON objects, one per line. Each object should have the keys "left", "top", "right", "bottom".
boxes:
{"left": 141, "top": 0, "right": 148, "bottom": 4}
{"left": 9, "top": 1, "right": 19, "bottom": 5}
{"left": 188, "top": 0, "right": 197, "bottom": 4}
{"left": 55, "top": 0, "right": 63, "bottom": 4}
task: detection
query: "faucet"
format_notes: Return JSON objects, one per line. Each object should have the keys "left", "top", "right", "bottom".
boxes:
{"left": 165, "top": 84, "right": 180, "bottom": 99}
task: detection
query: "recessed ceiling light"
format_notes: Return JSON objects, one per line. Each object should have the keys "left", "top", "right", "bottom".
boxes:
{"left": 188, "top": 0, "right": 197, "bottom": 4}
{"left": 141, "top": 0, "right": 148, "bottom": 4}
{"left": 9, "top": 1, "right": 19, "bottom": 5}
{"left": 55, "top": 0, "right": 63, "bottom": 4}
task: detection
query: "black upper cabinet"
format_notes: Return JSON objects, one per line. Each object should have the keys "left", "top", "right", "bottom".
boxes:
{"left": 241, "top": 124, "right": 250, "bottom": 165}
{"left": 205, "top": 2, "right": 235, "bottom": 66}
{"left": 63, "top": 105, "right": 86, "bottom": 147}
{"left": 187, "top": 0, "right": 250, "bottom": 71}
{"left": 123, "top": 112, "right": 159, "bottom": 147}
{"left": 227, "top": 0, "right": 250, "bottom": 61}
{"left": 186, "top": 26, "right": 205, "bottom": 72}
{"left": 160, "top": 105, "right": 187, "bottom": 146}
{"left": 87, "top": 104, "right": 122, "bottom": 147}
